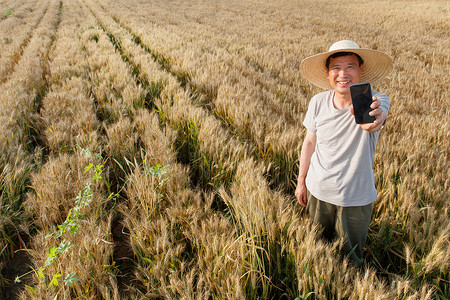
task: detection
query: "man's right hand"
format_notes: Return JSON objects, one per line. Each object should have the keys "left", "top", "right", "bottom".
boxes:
{"left": 296, "top": 130, "right": 316, "bottom": 208}
{"left": 295, "top": 181, "right": 308, "bottom": 207}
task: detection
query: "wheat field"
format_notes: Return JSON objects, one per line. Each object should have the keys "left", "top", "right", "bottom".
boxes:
{"left": 0, "top": 0, "right": 448, "bottom": 299}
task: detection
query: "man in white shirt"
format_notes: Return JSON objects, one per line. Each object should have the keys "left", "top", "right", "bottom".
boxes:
{"left": 295, "top": 40, "right": 392, "bottom": 266}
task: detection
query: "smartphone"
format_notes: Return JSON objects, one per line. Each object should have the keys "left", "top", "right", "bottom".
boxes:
{"left": 350, "top": 82, "right": 375, "bottom": 124}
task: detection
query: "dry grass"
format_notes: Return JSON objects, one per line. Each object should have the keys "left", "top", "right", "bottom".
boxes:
{"left": 0, "top": 0, "right": 448, "bottom": 299}
{"left": 0, "top": 0, "right": 44, "bottom": 83}
{"left": 0, "top": 0, "right": 61, "bottom": 294}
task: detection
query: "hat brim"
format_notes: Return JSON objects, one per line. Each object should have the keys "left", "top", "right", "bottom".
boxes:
{"left": 300, "top": 48, "right": 393, "bottom": 90}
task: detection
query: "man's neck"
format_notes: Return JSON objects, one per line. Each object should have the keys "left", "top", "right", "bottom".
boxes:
{"left": 333, "top": 91, "right": 352, "bottom": 110}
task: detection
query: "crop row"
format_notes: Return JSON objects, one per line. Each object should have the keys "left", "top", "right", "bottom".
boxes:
{"left": 0, "top": 0, "right": 62, "bottom": 295}
{"left": 0, "top": 0, "right": 48, "bottom": 83}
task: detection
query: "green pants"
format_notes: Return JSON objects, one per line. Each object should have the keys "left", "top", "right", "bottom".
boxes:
{"left": 307, "top": 191, "right": 373, "bottom": 266}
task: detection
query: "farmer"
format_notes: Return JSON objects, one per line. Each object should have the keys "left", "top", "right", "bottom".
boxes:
{"left": 295, "top": 40, "right": 392, "bottom": 266}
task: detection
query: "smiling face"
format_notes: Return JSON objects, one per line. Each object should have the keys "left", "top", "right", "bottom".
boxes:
{"left": 327, "top": 54, "right": 363, "bottom": 96}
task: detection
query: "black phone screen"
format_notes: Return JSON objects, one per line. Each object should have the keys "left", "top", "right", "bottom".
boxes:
{"left": 350, "top": 83, "right": 375, "bottom": 124}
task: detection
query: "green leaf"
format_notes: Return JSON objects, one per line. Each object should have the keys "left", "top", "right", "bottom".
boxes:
{"left": 93, "top": 172, "right": 102, "bottom": 182}
{"left": 84, "top": 163, "right": 94, "bottom": 173}
{"left": 143, "top": 257, "right": 153, "bottom": 265}
{"left": 38, "top": 267, "right": 45, "bottom": 278}
{"left": 44, "top": 246, "right": 59, "bottom": 267}
{"left": 49, "top": 273, "right": 61, "bottom": 287}
{"left": 4, "top": 8, "right": 12, "bottom": 17}
{"left": 95, "top": 164, "right": 104, "bottom": 173}
{"left": 48, "top": 246, "right": 57, "bottom": 256}
{"left": 56, "top": 241, "right": 72, "bottom": 254}
{"left": 64, "top": 272, "right": 81, "bottom": 287}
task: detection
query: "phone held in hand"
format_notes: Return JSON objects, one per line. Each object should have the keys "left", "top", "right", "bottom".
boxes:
{"left": 350, "top": 82, "right": 376, "bottom": 124}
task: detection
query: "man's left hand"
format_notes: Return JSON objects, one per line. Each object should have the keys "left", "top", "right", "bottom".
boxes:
{"left": 350, "top": 96, "right": 387, "bottom": 133}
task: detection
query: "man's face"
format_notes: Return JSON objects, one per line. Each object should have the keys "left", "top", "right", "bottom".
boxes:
{"left": 327, "top": 54, "right": 363, "bottom": 95}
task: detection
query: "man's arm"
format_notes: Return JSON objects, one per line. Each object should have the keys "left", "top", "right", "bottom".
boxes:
{"left": 295, "top": 130, "right": 316, "bottom": 207}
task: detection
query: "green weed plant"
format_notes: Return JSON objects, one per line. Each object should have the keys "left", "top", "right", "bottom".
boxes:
{"left": 16, "top": 148, "right": 104, "bottom": 293}
{"left": 3, "top": 7, "right": 12, "bottom": 18}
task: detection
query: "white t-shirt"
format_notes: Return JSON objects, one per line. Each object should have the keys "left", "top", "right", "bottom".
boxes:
{"left": 303, "top": 90, "right": 389, "bottom": 207}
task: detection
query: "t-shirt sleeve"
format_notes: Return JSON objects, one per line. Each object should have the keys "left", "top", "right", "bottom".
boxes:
{"left": 303, "top": 96, "right": 317, "bottom": 132}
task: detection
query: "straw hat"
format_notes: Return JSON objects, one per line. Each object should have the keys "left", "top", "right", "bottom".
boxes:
{"left": 300, "top": 40, "right": 392, "bottom": 90}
